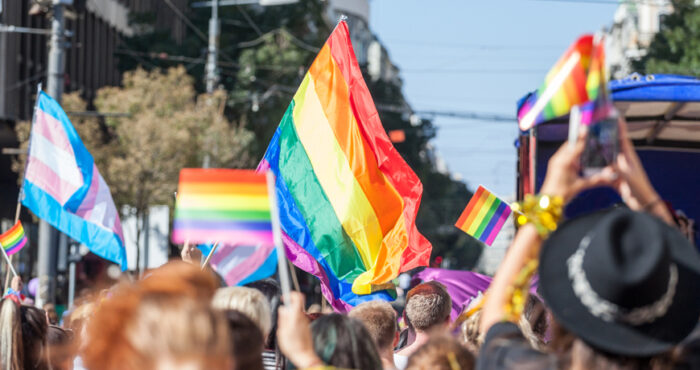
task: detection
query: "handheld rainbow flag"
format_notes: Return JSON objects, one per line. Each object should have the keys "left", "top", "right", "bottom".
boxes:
{"left": 172, "top": 169, "right": 273, "bottom": 246}
{"left": 0, "top": 221, "right": 27, "bottom": 256}
{"left": 518, "top": 34, "right": 594, "bottom": 131}
{"left": 259, "top": 20, "right": 431, "bottom": 311}
{"left": 455, "top": 186, "right": 512, "bottom": 246}
{"left": 580, "top": 37, "right": 613, "bottom": 126}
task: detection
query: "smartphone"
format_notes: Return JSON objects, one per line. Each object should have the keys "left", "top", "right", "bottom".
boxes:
{"left": 581, "top": 110, "right": 618, "bottom": 176}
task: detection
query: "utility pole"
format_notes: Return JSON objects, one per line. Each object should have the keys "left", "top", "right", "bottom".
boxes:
{"left": 195, "top": 0, "right": 297, "bottom": 168}
{"left": 205, "top": 0, "right": 219, "bottom": 96}
{"left": 202, "top": 0, "right": 219, "bottom": 169}
{"left": 36, "top": 0, "right": 69, "bottom": 308}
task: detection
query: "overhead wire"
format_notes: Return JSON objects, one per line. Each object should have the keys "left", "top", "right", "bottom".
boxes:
{"left": 528, "top": 0, "right": 670, "bottom": 4}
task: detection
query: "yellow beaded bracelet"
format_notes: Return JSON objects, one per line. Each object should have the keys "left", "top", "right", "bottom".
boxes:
{"left": 511, "top": 194, "right": 564, "bottom": 238}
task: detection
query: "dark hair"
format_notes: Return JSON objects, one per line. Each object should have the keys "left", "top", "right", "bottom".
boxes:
{"left": 547, "top": 318, "right": 677, "bottom": 370}
{"left": 47, "top": 326, "right": 75, "bottom": 370}
{"left": 225, "top": 310, "right": 264, "bottom": 370}
{"left": 310, "top": 313, "right": 382, "bottom": 370}
{"left": 245, "top": 278, "right": 281, "bottom": 349}
{"left": 20, "top": 306, "right": 49, "bottom": 370}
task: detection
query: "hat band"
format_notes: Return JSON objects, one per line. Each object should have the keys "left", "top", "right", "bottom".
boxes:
{"left": 567, "top": 235, "right": 678, "bottom": 325}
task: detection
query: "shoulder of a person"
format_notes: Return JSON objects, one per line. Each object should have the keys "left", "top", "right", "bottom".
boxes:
{"left": 477, "top": 322, "right": 555, "bottom": 370}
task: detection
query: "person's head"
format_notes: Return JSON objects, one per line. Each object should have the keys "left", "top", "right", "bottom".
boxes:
{"left": 310, "top": 313, "right": 382, "bottom": 370}
{"left": 83, "top": 261, "right": 232, "bottom": 370}
{"left": 225, "top": 310, "right": 264, "bottom": 370}
{"left": 460, "top": 304, "right": 542, "bottom": 354}
{"left": 212, "top": 286, "right": 272, "bottom": 338}
{"left": 20, "top": 306, "right": 49, "bottom": 370}
{"left": 42, "top": 304, "right": 58, "bottom": 326}
{"left": 405, "top": 281, "right": 451, "bottom": 332}
{"left": 348, "top": 301, "right": 398, "bottom": 353}
{"left": 245, "top": 278, "right": 281, "bottom": 349}
{"left": 406, "top": 334, "right": 474, "bottom": 370}
{"left": 47, "top": 326, "right": 74, "bottom": 370}
{"left": 0, "top": 299, "right": 23, "bottom": 370}
{"left": 540, "top": 208, "right": 700, "bottom": 367}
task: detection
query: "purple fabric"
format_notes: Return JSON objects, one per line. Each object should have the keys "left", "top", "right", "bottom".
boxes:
{"left": 413, "top": 268, "right": 539, "bottom": 322}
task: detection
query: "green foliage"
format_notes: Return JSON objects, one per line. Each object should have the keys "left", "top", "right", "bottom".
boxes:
{"left": 119, "top": 0, "right": 482, "bottom": 270}
{"left": 633, "top": 0, "right": 700, "bottom": 76}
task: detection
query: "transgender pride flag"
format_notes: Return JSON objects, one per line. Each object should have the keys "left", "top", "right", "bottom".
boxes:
{"left": 21, "top": 91, "right": 127, "bottom": 270}
{"left": 198, "top": 243, "right": 277, "bottom": 286}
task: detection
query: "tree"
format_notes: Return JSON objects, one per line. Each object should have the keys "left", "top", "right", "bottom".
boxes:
{"left": 14, "top": 67, "right": 255, "bottom": 273}
{"left": 633, "top": 0, "right": 700, "bottom": 76}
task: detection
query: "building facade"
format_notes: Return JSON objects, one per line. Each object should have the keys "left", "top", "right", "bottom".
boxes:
{"left": 606, "top": 0, "right": 673, "bottom": 79}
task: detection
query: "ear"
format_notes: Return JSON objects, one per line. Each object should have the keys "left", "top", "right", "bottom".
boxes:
{"left": 393, "top": 331, "right": 399, "bottom": 347}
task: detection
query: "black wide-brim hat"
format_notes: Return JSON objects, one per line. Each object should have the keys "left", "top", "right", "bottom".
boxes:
{"left": 540, "top": 208, "right": 700, "bottom": 356}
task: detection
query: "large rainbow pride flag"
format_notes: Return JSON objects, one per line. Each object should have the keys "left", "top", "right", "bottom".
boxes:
{"left": 258, "top": 21, "right": 431, "bottom": 311}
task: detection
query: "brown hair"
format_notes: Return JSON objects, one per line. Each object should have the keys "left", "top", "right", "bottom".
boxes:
{"left": 406, "top": 334, "right": 474, "bottom": 370}
{"left": 20, "top": 306, "right": 49, "bottom": 370}
{"left": 225, "top": 310, "right": 264, "bottom": 370}
{"left": 547, "top": 319, "right": 677, "bottom": 370}
{"left": 83, "top": 261, "right": 232, "bottom": 370}
{"left": 348, "top": 301, "right": 397, "bottom": 351}
{"left": 405, "top": 281, "right": 452, "bottom": 331}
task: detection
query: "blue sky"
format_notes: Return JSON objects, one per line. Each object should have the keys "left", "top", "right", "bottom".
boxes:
{"left": 370, "top": 0, "right": 618, "bottom": 197}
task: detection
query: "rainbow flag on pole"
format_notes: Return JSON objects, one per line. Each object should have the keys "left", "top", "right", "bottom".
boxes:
{"left": 258, "top": 20, "right": 431, "bottom": 311}
{"left": 172, "top": 169, "right": 274, "bottom": 246}
{"left": 0, "top": 221, "right": 27, "bottom": 256}
{"left": 518, "top": 34, "right": 594, "bottom": 131}
{"left": 455, "top": 186, "right": 512, "bottom": 246}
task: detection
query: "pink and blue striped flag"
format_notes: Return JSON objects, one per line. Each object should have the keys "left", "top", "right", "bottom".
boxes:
{"left": 21, "top": 90, "right": 127, "bottom": 270}
{"left": 198, "top": 243, "right": 277, "bottom": 286}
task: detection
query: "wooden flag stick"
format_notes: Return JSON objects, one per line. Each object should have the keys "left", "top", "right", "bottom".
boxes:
{"left": 0, "top": 246, "right": 18, "bottom": 279}
{"left": 201, "top": 241, "right": 220, "bottom": 270}
{"left": 287, "top": 259, "right": 301, "bottom": 292}
{"left": 266, "top": 171, "right": 291, "bottom": 305}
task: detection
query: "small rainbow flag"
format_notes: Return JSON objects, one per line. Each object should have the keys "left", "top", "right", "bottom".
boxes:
{"left": 518, "top": 34, "right": 594, "bottom": 131}
{"left": 171, "top": 169, "right": 274, "bottom": 246}
{"left": 0, "top": 221, "right": 28, "bottom": 256}
{"left": 455, "top": 186, "right": 512, "bottom": 246}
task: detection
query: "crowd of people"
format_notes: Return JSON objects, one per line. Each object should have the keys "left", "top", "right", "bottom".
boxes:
{"left": 0, "top": 119, "right": 698, "bottom": 370}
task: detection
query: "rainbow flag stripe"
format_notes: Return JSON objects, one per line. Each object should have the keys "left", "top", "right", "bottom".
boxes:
{"left": 172, "top": 169, "right": 273, "bottom": 246}
{"left": 0, "top": 221, "right": 27, "bottom": 256}
{"left": 518, "top": 34, "right": 594, "bottom": 130}
{"left": 259, "top": 21, "right": 431, "bottom": 311}
{"left": 455, "top": 186, "right": 512, "bottom": 246}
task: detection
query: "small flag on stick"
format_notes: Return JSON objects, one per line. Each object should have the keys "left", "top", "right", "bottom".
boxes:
{"left": 0, "top": 221, "right": 27, "bottom": 256}
{"left": 455, "top": 186, "right": 512, "bottom": 246}
{"left": 172, "top": 169, "right": 274, "bottom": 246}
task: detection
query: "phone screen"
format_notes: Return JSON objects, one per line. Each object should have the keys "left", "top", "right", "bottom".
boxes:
{"left": 581, "top": 117, "right": 618, "bottom": 176}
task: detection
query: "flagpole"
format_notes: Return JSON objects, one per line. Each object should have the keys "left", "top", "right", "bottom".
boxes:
{"left": 201, "top": 241, "right": 220, "bottom": 270}
{"left": 0, "top": 247, "right": 18, "bottom": 280}
{"left": 266, "top": 171, "right": 292, "bottom": 305}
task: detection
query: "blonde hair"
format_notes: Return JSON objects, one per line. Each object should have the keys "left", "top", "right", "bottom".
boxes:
{"left": 0, "top": 299, "right": 23, "bottom": 370}
{"left": 459, "top": 308, "right": 542, "bottom": 354}
{"left": 212, "top": 287, "right": 271, "bottom": 337}
{"left": 348, "top": 301, "right": 397, "bottom": 351}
